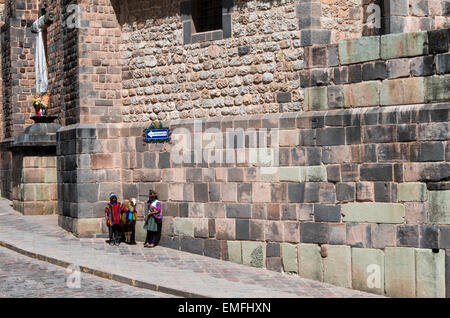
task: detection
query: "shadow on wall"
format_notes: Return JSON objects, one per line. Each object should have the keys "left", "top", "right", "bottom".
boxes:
{"left": 110, "top": 0, "right": 297, "bottom": 27}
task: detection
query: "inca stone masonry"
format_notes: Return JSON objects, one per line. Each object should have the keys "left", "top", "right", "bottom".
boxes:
{"left": 0, "top": 0, "right": 449, "bottom": 297}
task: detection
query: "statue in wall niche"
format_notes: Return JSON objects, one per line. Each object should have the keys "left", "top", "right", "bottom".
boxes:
{"left": 31, "top": 8, "right": 54, "bottom": 116}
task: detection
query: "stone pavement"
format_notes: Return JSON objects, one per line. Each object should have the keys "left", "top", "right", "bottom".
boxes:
{"left": 0, "top": 246, "right": 175, "bottom": 298}
{"left": 0, "top": 198, "right": 380, "bottom": 298}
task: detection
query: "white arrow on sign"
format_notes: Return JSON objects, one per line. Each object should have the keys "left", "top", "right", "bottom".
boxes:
{"left": 146, "top": 130, "right": 169, "bottom": 139}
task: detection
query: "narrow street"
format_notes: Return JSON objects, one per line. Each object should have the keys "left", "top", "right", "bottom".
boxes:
{"left": 0, "top": 246, "right": 175, "bottom": 298}
{"left": 0, "top": 198, "right": 379, "bottom": 298}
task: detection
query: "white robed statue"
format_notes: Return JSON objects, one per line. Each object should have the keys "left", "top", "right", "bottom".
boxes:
{"left": 31, "top": 13, "right": 54, "bottom": 95}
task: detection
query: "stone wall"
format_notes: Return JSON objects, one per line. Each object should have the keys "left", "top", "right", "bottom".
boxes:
{"left": 11, "top": 154, "right": 58, "bottom": 215}
{"left": 119, "top": 0, "right": 450, "bottom": 125}
{"left": 0, "top": 0, "right": 38, "bottom": 139}
{"left": 55, "top": 98, "right": 450, "bottom": 297}
{"left": 0, "top": 0, "right": 449, "bottom": 298}
{"left": 57, "top": 123, "right": 123, "bottom": 236}
{"left": 77, "top": 0, "right": 122, "bottom": 124}
{"left": 0, "top": 149, "right": 12, "bottom": 198}
{"left": 50, "top": 1, "right": 450, "bottom": 298}
{"left": 112, "top": 102, "right": 448, "bottom": 298}
{"left": 383, "top": 0, "right": 450, "bottom": 34}
{"left": 46, "top": 0, "right": 79, "bottom": 125}
{"left": 0, "top": 0, "right": 4, "bottom": 142}
{"left": 301, "top": 29, "right": 450, "bottom": 110}
{"left": 119, "top": 0, "right": 322, "bottom": 124}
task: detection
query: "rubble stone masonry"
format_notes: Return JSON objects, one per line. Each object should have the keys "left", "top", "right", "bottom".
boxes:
{"left": 0, "top": 0, "right": 450, "bottom": 298}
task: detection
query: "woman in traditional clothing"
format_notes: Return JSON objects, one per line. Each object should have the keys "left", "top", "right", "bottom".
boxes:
{"left": 105, "top": 193, "right": 129, "bottom": 246}
{"left": 144, "top": 190, "right": 163, "bottom": 248}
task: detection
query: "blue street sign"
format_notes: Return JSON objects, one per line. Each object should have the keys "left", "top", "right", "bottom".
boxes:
{"left": 144, "top": 129, "right": 170, "bottom": 141}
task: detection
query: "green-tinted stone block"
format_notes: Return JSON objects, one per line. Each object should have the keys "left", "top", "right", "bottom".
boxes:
{"left": 279, "top": 167, "right": 305, "bottom": 182}
{"left": 44, "top": 169, "right": 58, "bottom": 183}
{"left": 35, "top": 184, "right": 50, "bottom": 201}
{"left": 135, "top": 221, "right": 146, "bottom": 242}
{"left": 398, "top": 183, "right": 426, "bottom": 202}
{"left": 342, "top": 203, "right": 405, "bottom": 223}
{"left": 385, "top": 247, "right": 416, "bottom": 297}
{"left": 424, "top": 75, "right": 450, "bottom": 103}
{"left": 305, "top": 87, "right": 327, "bottom": 111}
{"left": 298, "top": 244, "right": 323, "bottom": 281}
{"left": 281, "top": 243, "right": 298, "bottom": 273}
{"left": 381, "top": 32, "right": 428, "bottom": 59}
{"left": 339, "top": 36, "right": 380, "bottom": 64}
{"left": 415, "top": 249, "right": 445, "bottom": 298}
{"left": 227, "top": 241, "right": 242, "bottom": 264}
{"left": 323, "top": 245, "right": 352, "bottom": 288}
{"left": 242, "top": 241, "right": 265, "bottom": 268}
{"left": 305, "top": 166, "right": 327, "bottom": 182}
{"left": 23, "top": 184, "right": 36, "bottom": 201}
{"left": 173, "top": 217, "right": 195, "bottom": 237}
{"left": 257, "top": 167, "right": 279, "bottom": 182}
{"left": 351, "top": 248, "right": 385, "bottom": 295}
{"left": 249, "top": 148, "right": 275, "bottom": 167}
{"left": 428, "top": 190, "right": 450, "bottom": 224}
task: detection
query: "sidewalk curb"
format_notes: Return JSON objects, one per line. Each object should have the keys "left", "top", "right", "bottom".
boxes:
{"left": 0, "top": 240, "right": 209, "bottom": 298}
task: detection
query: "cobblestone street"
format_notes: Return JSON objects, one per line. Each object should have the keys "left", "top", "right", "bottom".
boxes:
{"left": 0, "top": 198, "right": 380, "bottom": 298}
{"left": 0, "top": 246, "right": 175, "bottom": 298}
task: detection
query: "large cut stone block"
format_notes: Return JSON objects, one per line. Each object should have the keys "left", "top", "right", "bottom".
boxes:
{"left": 305, "top": 166, "right": 327, "bottom": 182}
{"left": 385, "top": 247, "right": 416, "bottom": 297}
{"left": 215, "top": 218, "right": 235, "bottom": 240}
{"left": 342, "top": 203, "right": 405, "bottom": 223}
{"left": 249, "top": 148, "right": 276, "bottom": 167}
{"left": 71, "top": 217, "right": 104, "bottom": 236}
{"left": 339, "top": 36, "right": 380, "bottom": 64}
{"left": 298, "top": 244, "right": 323, "bottom": 282}
{"left": 300, "top": 222, "right": 328, "bottom": 243}
{"left": 446, "top": 250, "right": 450, "bottom": 298}
{"left": 135, "top": 220, "right": 146, "bottom": 242}
{"left": 428, "top": 190, "right": 450, "bottom": 224}
{"left": 424, "top": 75, "right": 450, "bottom": 103}
{"left": 279, "top": 130, "right": 299, "bottom": 147}
{"left": 242, "top": 241, "right": 265, "bottom": 268}
{"left": 351, "top": 248, "right": 385, "bottom": 295}
{"left": 323, "top": 245, "right": 352, "bottom": 288}
{"left": 343, "top": 81, "right": 380, "bottom": 107}
{"left": 227, "top": 241, "right": 242, "bottom": 264}
{"left": 281, "top": 243, "right": 298, "bottom": 273}
{"left": 398, "top": 182, "right": 426, "bottom": 202}
{"left": 23, "top": 168, "right": 45, "bottom": 183}
{"left": 380, "top": 77, "right": 425, "bottom": 106}
{"left": 381, "top": 32, "right": 428, "bottom": 59}
{"left": 173, "top": 217, "right": 195, "bottom": 237}
{"left": 257, "top": 167, "right": 279, "bottom": 182}
{"left": 279, "top": 167, "right": 305, "bottom": 182}
{"left": 415, "top": 249, "right": 446, "bottom": 298}
{"left": 305, "top": 87, "right": 327, "bottom": 111}
{"left": 20, "top": 201, "right": 57, "bottom": 215}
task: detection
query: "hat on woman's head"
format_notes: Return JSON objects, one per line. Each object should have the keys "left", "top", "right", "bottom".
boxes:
{"left": 148, "top": 189, "right": 158, "bottom": 200}
{"left": 109, "top": 192, "right": 117, "bottom": 200}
